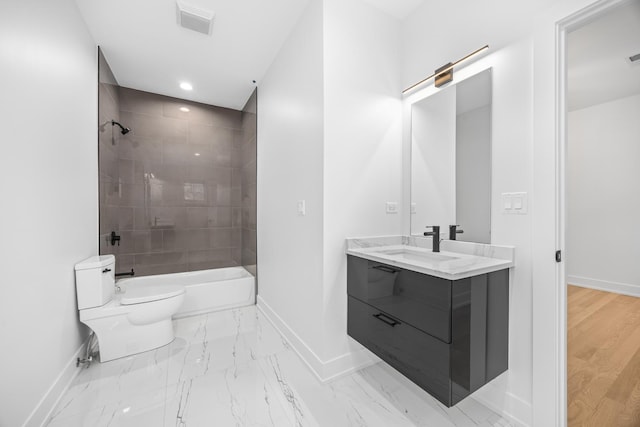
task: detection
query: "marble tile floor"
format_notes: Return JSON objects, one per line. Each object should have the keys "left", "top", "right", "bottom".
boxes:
{"left": 46, "top": 306, "right": 513, "bottom": 427}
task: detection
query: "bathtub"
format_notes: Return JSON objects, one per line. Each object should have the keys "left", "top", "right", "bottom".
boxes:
{"left": 117, "top": 267, "right": 255, "bottom": 318}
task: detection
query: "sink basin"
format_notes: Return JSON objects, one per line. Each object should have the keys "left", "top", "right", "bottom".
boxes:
{"left": 373, "top": 248, "right": 458, "bottom": 263}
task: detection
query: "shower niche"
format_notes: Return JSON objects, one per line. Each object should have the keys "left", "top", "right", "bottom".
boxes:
{"left": 98, "top": 49, "right": 257, "bottom": 277}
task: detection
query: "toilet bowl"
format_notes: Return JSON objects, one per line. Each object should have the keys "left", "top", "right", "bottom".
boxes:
{"left": 75, "top": 255, "right": 185, "bottom": 362}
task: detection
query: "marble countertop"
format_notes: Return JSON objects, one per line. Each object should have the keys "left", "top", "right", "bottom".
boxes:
{"left": 346, "top": 236, "right": 514, "bottom": 280}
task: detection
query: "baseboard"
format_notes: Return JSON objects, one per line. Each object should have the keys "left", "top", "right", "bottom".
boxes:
{"left": 23, "top": 337, "right": 89, "bottom": 427}
{"left": 568, "top": 275, "right": 640, "bottom": 298}
{"left": 256, "top": 295, "right": 377, "bottom": 382}
{"left": 471, "top": 377, "right": 531, "bottom": 427}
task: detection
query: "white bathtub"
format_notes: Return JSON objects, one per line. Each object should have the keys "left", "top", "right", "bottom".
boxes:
{"left": 117, "top": 267, "right": 255, "bottom": 318}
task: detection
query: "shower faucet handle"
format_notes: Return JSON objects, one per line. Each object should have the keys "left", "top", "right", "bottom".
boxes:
{"left": 110, "top": 231, "right": 121, "bottom": 246}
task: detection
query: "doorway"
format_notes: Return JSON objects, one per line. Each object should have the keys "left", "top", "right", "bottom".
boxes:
{"left": 565, "top": 1, "right": 640, "bottom": 424}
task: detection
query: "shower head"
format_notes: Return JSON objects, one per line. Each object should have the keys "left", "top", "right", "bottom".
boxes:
{"left": 111, "top": 120, "right": 131, "bottom": 135}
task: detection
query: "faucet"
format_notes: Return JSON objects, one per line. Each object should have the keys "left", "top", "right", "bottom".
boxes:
{"left": 423, "top": 226, "right": 441, "bottom": 252}
{"left": 115, "top": 268, "right": 135, "bottom": 278}
{"left": 449, "top": 225, "right": 464, "bottom": 240}
{"left": 110, "top": 231, "right": 121, "bottom": 246}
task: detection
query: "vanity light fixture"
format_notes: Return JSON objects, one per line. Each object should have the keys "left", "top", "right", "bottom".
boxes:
{"left": 402, "top": 45, "right": 489, "bottom": 94}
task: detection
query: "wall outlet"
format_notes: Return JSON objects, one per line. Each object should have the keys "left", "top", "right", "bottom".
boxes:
{"left": 386, "top": 202, "right": 398, "bottom": 214}
{"left": 297, "top": 200, "right": 306, "bottom": 216}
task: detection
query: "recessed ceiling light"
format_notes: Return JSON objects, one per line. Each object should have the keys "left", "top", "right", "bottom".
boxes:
{"left": 180, "top": 82, "right": 193, "bottom": 91}
{"left": 194, "top": 152, "right": 200, "bottom": 156}
{"left": 180, "top": 107, "right": 190, "bottom": 112}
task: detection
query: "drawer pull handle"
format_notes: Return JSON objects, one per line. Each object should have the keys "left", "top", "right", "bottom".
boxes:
{"left": 372, "top": 265, "right": 399, "bottom": 274}
{"left": 373, "top": 313, "right": 400, "bottom": 327}
{"left": 102, "top": 268, "right": 112, "bottom": 273}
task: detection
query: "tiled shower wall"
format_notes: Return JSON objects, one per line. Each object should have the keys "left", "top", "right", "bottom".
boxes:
{"left": 98, "top": 65, "right": 256, "bottom": 276}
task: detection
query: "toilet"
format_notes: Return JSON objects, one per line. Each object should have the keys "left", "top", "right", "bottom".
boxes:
{"left": 74, "top": 255, "right": 185, "bottom": 362}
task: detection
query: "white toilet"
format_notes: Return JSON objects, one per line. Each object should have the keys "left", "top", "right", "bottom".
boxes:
{"left": 74, "top": 255, "right": 185, "bottom": 362}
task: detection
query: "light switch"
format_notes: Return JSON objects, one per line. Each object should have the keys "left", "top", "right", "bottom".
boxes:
{"left": 502, "top": 192, "right": 528, "bottom": 214}
{"left": 411, "top": 203, "right": 416, "bottom": 214}
{"left": 297, "top": 200, "right": 306, "bottom": 216}
{"left": 512, "top": 192, "right": 528, "bottom": 214}
{"left": 513, "top": 196, "right": 523, "bottom": 210}
{"left": 386, "top": 202, "right": 398, "bottom": 214}
{"left": 502, "top": 194, "right": 512, "bottom": 211}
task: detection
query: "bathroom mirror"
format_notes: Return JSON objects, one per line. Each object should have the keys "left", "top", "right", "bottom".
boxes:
{"left": 410, "top": 68, "right": 492, "bottom": 243}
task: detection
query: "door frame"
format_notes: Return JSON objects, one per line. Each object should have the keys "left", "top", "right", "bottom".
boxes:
{"left": 532, "top": 0, "right": 630, "bottom": 425}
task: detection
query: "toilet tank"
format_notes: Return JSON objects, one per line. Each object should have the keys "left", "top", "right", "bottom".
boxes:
{"left": 75, "top": 255, "right": 115, "bottom": 310}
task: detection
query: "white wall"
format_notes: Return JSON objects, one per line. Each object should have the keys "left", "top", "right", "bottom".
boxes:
{"left": 0, "top": 1, "right": 97, "bottom": 426}
{"left": 257, "top": 0, "right": 326, "bottom": 359}
{"left": 481, "top": 40, "right": 534, "bottom": 425}
{"left": 322, "top": 0, "right": 403, "bottom": 363}
{"left": 401, "top": 0, "right": 560, "bottom": 91}
{"left": 402, "top": 39, "right": 535, "bottom": 425}
{"left": 567, "top": 93, "right": 640, "bottom": 293}
{"left": 258, "top": 0, "right": 402, "bottom": 376}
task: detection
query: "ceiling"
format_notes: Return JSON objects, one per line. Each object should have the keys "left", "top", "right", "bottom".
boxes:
{"left": 75, "top": 0, "right": 430, "bottom": 111}
{"left": 360, "top": 0, "right": 425, "bottom": 20}
{"left": 75, "top": 0, "right": 309, "bottom": 110}
{"left": 568, "top": 0, "right": 640, "bottom": 111}
{"left": 78, "top": 0, "right": 614, "bottom": 112}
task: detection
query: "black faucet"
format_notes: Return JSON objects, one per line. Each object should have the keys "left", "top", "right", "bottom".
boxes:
{"left": 423, "top": 226, "right": 440, "bottom": 252}
{"left": 449, "top": 225, "right": 464, "bottom": 240}
{"left": 110, "top": 231, "right": 121, "bottom": 246}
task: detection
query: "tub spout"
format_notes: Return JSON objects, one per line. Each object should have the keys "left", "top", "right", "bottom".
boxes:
{"left": 115, "top": 269, "right": 135, "bottom": 278}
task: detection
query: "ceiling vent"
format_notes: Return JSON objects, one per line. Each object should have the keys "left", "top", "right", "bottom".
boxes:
{"left": 176, "top": 1, "right": 215, "bottom": 36}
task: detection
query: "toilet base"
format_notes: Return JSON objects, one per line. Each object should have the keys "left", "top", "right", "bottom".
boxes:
{"left": 84, "top": 317, "right": 175, "bottom": 362}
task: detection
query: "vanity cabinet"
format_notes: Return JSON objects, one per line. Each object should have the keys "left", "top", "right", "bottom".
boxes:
{"left": 347, "top": 254, "right": 509, "bottom": 407}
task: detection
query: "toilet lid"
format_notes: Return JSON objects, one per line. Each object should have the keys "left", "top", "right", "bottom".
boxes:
{"left": 121, "top": 285, "right": 184, "bottom": 305}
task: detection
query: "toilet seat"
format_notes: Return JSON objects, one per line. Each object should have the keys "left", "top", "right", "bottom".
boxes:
{"left": 79, "top": 285, "right": 185, "bottom": 321}
{"left": 121, "top": 285, "right": 184, "bottom": 305}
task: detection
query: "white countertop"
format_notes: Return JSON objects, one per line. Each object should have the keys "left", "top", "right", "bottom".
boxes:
{"left": 345, "top": 236, "right": 514, "bottom": 280}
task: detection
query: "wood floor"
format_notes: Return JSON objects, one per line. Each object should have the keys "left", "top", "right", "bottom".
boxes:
{"left": 568, "top": 285, "right": 640, "bottom": 426}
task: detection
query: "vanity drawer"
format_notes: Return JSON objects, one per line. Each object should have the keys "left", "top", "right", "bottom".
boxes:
{"left": 347, "top": 296, "right": 451, "bottom": 405}
{"left": 347, "top": 255, "right": 452, "bottom": 343}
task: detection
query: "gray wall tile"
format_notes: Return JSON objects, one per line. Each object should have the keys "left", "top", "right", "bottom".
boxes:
{"left": 100, "top": 84, "right": 249, "bottom": 277}
{"left": 187, "top": 248, "right": 230, "bottom": 264}
{"left": 209, "top": 228, "right": 232, "bottom": 248}
{"left": 119, "top": 87, "right": 164, "bottom": 116}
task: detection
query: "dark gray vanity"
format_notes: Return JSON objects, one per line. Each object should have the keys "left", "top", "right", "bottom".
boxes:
{"left": 347, "top": 254, "right": 509, "bottom": 407}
